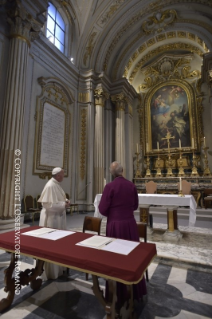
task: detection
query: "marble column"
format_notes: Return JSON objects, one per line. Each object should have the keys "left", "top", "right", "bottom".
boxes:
{"left": 111, "top": 94, "right": 126, "bottom": 172}
{"left": 94, "top": 89, "right": 108, "bottom": 195}
{"left": 0, "top": 2, "right": 43, "bottom": 220}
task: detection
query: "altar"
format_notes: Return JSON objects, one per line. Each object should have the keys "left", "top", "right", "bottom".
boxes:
{"left": 94, "top": 193, "right": 197, "bottom": 227}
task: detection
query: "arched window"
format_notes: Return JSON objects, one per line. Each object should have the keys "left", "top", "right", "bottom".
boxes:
{"left": 46, "top": 2, "right": 65, "bottom": 53}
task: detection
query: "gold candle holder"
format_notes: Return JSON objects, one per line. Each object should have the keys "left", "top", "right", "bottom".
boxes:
{"left": 178, "top": 189, "right": 184, "bottom": 197}
{"left": 166, "top": 152, "right": 174, "bottom": 177}
{"left": 203, "top": 146, "right": 211, "bottom": 176}
{"left": 178, "top": 150, "right": 185, "bottom": 176}
{"left": 135, "top": 152, "right": 141, "bottom": 178}
{"left": 155, "top": 152, "right": 162, "bottom": 177}
{"left": 145, "top": 153, "right": 151, "bottom": 177}
{"left": 178, "top": 177, "right": 185, "bottom": 197}
{"left": 191, "top": 149, "right": 199, "bottom": 176}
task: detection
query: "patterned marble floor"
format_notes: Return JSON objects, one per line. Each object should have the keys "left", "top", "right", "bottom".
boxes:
{"left": 70, "top": 217, "right": 212, "bottom": 271}
{"left": 0, "top": 213, "right": 211, "bottom": 318}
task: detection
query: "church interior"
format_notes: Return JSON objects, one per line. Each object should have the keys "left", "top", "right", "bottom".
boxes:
{"left": 0, "top": 0, "right": 212, "bottom": 318}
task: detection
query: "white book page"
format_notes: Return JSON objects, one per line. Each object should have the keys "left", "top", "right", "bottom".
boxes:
{"left": 22, "top": 228, "right": 56, "bottom": 236}
{"left": 38, "top": 230, "right": 75, "bottom": 240}
{"left": 101, "top": 239, "right": 140, "bottom": 255}
{"left": 76, "top": 235, "right": 114, "bottom": 248}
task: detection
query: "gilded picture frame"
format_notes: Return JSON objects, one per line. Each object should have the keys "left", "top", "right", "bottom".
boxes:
{"left": 144, "top": 80, "right": 197, "bottom": 153}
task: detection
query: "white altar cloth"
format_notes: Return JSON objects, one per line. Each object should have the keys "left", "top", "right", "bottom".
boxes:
{"left": 94, "top": 193, "right": 197, "bottom": 227}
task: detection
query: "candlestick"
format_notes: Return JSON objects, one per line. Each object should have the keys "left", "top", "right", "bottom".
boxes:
{"left": 204, "top": 137, "right": 206, "bottom": 147}
{"left": 146, "top": 143, "right": 149, "bottom": 152}
{"left": 192, "top": 138, "right": 194, "bottom": 149}
{"left": 157, "top": 142, "right": 159, "bottom": 150}
{"left": 179, "top": 177, "right": 182, "bottom": 191}
{"left": 179, "top": 139, "right": 181, "bottom": 149}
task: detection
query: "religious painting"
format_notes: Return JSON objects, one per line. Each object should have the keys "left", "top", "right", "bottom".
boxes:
{"left": 145, "top": 80, "right": 196, "bottom": 152}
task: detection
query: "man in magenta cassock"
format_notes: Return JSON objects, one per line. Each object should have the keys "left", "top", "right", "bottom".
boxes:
{"left": 98, "top": 161, "right": 147, "bottom": 307}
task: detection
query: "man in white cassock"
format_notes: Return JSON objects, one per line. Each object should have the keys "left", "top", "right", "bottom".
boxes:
{"left": 38, "top": 167, "right": 70, "bottom": 279}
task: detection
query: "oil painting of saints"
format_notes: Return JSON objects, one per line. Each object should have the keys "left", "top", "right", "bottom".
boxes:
{"left": 150, "top": 85, "right": 190, "bottom": 150}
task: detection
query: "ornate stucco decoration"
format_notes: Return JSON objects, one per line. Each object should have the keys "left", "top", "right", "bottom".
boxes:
{"left": 103, "top": 1, "right": 211, "bottom": 74}
{"left": 117, "top": 33, "right": 207, "bottom": 81}
{"left": 196, "top": 96, "right": 204, "bottom": 141}
{"left": 138, "top": 55, "right": 200, "bottom": 92}
{"left": 78, "top": 92, "right": 90, "bottom": 103}
{"left": 80, "top": 109, "right": 87, "bottom": 180}
{"left": 208, "top": 70, "right": 212, "bottom": 89}
{"left": 98, "top": 0, "right": 125, "bottom": 27}
{"left": 83, "top": 31, "right": 97, "bottom": 66}
{"left": 128, "top": 43, "right": 203, "bottom": 85}
{"left": 142, "top": 9, "right": 177, "bottom": 34}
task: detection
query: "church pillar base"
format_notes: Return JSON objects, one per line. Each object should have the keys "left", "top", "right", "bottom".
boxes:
{"left": 162, "top": 229, "right": 183, "bottom": 243}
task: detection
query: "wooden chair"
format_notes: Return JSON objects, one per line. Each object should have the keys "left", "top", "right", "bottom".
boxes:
{"left": 24, "top": 195, "right": 41, "bottom": 224}
{"left": 203, "top": 188, "right": 212, "bottom": 208}
{"left": 36, "top": 195, "right": 42, "bottom": 209}
{"left": 177, "top": 180, "right": 191, "bottom": 195}
{"left": 83, "top": 216, "right": 102, "bottom": 235}
{"left": 66, "top": 193, "right": 79, "bottom": 215}
{"left": 83, "top": 216, "right": 102, "bottom": 280}
{"left": 136, "top": 222, "right": 149, "bottom": 282}
{"left": 145, "top": 181, "right": 157, "bottom": 194}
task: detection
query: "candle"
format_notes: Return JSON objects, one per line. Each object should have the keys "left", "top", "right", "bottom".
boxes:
{"left": 137, "top": 143, "right": 139, "bottom": 153}
{"left": 179, "top": 139, "right": 181, "bottom": 149}
{"left": 104, "top": 178, "right": 106, "bottom": 187}
{"left": 179, "top": 177, "right": 182, "bottom": 191}
{"left": 192, "top": 138, "right": 194, "bottom": 149}
{"left": 157, "top": 142, "right": 159, "bottom": 150}
{"left": 204, "top": 137, "right": 206, "bottom": 147}
{"left": 146, "top": 143, "right": 149, "bottom": 152}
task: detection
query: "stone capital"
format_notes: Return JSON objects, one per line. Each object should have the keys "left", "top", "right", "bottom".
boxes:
{"left": 111, "top": 93, "right": 127, "bottom": 111}
{"left": 6, "top": 0, "right": 44, "bottom": 45}
{"left": 94, "top": 88, "right": 109, "bottom": 106}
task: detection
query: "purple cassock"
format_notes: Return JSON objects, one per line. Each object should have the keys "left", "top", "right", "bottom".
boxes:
{"left": 98, "top": 176, "right": 147, "bottom": 305}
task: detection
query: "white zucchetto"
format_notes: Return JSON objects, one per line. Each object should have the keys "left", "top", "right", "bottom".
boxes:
{"left": 52, "top": 167, "right": 62, "bottom": 175}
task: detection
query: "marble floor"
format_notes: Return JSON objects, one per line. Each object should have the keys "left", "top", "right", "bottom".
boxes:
{"left": 0, "top": 212, "right": 212, "bottom": 319}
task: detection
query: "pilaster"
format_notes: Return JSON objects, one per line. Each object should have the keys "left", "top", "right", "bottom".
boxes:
{"left": 0, "top": 1, "right": 45, "bottom": 219}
